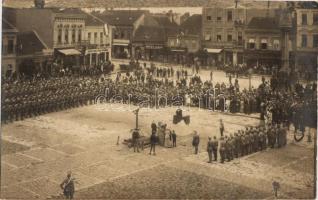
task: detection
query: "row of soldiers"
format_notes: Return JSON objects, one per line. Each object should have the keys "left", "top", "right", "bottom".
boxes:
{"left": 1, "top": 77, "right": 109, "bottom": 123}
{"left": 207, "top": 124, "right": 288, "bottom": 163}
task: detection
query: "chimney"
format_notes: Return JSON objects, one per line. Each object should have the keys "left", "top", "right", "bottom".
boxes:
{"left": 235, "top": 0, "right": 239, "bottom": 8}
{"left": 34, "top": 0, "right": 45, "bottom": 8}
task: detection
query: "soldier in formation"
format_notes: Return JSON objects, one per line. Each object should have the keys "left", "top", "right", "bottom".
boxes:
{"left": 209, "top": 124, "right": 288, "bottom": 164}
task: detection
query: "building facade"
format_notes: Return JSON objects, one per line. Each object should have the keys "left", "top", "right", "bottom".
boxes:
{"left": 94, "top": 10, "right": 147, "bottom": 59}
{"left": 293, "top": 7, "right": 318, "bottom": 73}
{"left": 244, "top": 17, "right": 283, "bottom": 69}
{"left": 84, "top": 13, "right": 112, "bottom": 67}
{"left": 4, "top": 7, "right": 87, "bottom": 69}
{"left": 202, "top": 6, "right": 246, "bottom": 66}
{"left": 2, "top": 19, "right": 18, "bottom": 75}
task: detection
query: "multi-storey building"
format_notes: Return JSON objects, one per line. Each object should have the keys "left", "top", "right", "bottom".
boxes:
{"left": 3, "top": 7, "right": 87, "bottom": 68}
{"left": 202, "top": 6, "right": 246, "bottom": 66}
{"left": 132, "top": 14, "right": 179, "bottom": 62}
{"left": 2, "top": 19, "right": 18, "bottom": 75}
{"left": 167, "top": 14, "right": 202, "bottom": 64}
{"left": 292, "top": 5, "right": 318, "bottom": 73}
{"left": 94, "top": 10, "right": 147, "bottom": 59}
{"left": 84, "top": 13, "right": 112, "bottom": 67}
{"left": 244, "top": 17, "right": 283, "bottom": 68}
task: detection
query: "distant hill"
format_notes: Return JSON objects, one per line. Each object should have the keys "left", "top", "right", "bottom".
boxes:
{"left": 3, "top": 0, "right": 287, "bottom": 9}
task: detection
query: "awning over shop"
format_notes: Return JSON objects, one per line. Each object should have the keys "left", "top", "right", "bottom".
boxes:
{"left": 58, "top": 49, "right": 81, "bottom": 56}
{"left": 204, "top": 48, "right": 223, "bottom": 53}
{"left": 171, "top": 49, "right": 185, "bottom": 52}
{"left": 113, "top": 43, "right": 129, "bottom": 46}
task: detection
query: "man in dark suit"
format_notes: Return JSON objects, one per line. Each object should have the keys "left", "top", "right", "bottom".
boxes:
{"left": 171, "top": 130, "right": 177, "bottom": 147}
{"left": 192, "top": 131, "right": 200, "bottom": 154}
{"left": 149, "top": 132, "right": 157, "bottom": 155}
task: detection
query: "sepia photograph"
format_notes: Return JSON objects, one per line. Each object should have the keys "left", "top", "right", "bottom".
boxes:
{"left": 0, "top": 0, "right": 317, "bottom": 199}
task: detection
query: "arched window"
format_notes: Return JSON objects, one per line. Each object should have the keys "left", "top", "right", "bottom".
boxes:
{"left": 273, "top": 39, "right": 280, "bottom": 49}
{"left": 248, "top": 38, "right": 255, "bottom": 49}
{"left": 65, "top": 29, "right": 69, "bottom": 44}
{"left": 72, "top": 29, "right": 76, "bottom": 43}
{"left": 58, "top": 28, "right": 62, "bottom": 44}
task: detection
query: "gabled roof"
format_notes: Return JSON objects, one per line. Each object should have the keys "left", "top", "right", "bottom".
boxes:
{"left": 152, "top": 15, "right": 178, "bottom": 28}
{"left": 2, "top": 18, "right": 18, "bottom": 32}
{"left": 47, "top": 7, "right": 86, "bottom": 15}
{"left": 247, "top": 17, "right": 279, "bottom": 30}
{"left": 180, "top": 14, "right": 202, "bottom": 35}
{"left": 133, "top": 26, "right": 165, "bottom": 43}
{"left": 94, "top": 10, "right": 147, "bottom": 26}
{"left": 84, "top": 13, "right": 105, "bottom": 26}
{"left": 17, "top": 30, "right": 47, "bottom": 55}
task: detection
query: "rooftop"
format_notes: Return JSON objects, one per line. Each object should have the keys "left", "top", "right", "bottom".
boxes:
{"left": 2, "top": 18, "right": 18, "bottom": 32}
{"left": 133, "top": 25, "right": 165, "bottom": 43}
{"left": 180, "top": 14, "right": 202, "bottom": 35}
{"left": 84, "top": 13, "right": 105, "bottom": 26}
{"left": 17, "top": 30, "right": 48, "bottom": 55}
{"left": 247, "top": 17, "right": 279, "bottom": 30}
{"left": 93, "top": 10, "right": 147, "bottom": 26}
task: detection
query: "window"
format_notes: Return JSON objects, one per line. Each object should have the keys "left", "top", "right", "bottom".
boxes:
{"left": 58, "top": 29, "right": 62, "bottom": 44}
{"left": 313, "top": 13, "right": 318, "bottom": 25}
{"left": 100, "top": 32, "right": 104, "bottom": 44}
{"left": 65, "top": 29, "right": 69, "bottom": 43}
{"left": 7, "top": 39, "right": 14, "bottom": 54}
{"left": 217, "top": 16, "right": 222, "bottom": 22}
{"left": 248, "top": 38, "right": 255, "bottom": 49}
{"left": 206, "top": 16, "right": 212, "bottom": 21}
{"left": 217, "top": 34, "right": 222, "bottom": 42}
{"left": 88, "top": 32, "right": 91, "bottom": 42}
{"left": 94, "top": 32, "right": 98, "bottom": 44}
{"left": 302, "top": 13, "right": 307, "bottom": 25}
{"left": 313, "top": 34, "right": 318, "bottom": 48}
{"left": 238, "top": 32, "right": 243, "bottom": 45}
{"left": 261, "top": 39, "right": 268, "bottom": 49}
{"left": 170, "top": 40, "right": 175, "bottom": 46}
{"left": 192, "top": 40, "right": 196, "bottom": 49}
{"left": 227, "top": 34, "right": 232, "bottom": 42}
{"left": 72, "top": 29, "right": 76, "bottom": 43}
{"left": 78, "top": 30, "right": 82, "bottom": 42}
{"left": 301, "top": 34, "right": 307, "bottom": 47}
{"left": 205, "top": 33, "right": 211, "bottom": 41}
{"left": 273, "top": 39, "right": 280, "bottom": 49}
{"left": 227, "top": 11, "right": 232, "bottom": 21}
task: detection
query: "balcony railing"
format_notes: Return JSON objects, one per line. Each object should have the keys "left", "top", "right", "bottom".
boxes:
{"left": 2, "top": 45, "right": 16, "bottom": 56}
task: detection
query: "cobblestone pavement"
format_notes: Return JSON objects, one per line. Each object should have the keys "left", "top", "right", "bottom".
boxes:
{"left": 1, "top": 105, "right": 315, "bottom": 199}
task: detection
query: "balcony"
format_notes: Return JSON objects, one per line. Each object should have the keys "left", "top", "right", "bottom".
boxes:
{"left": 53, "top": 40, "right": 90, "bottom": 48}
{"left": 2, "top": 45, "right": 16, "bottom": 56}
{"left": 234, "top": 20, "right": 245, "bottom": 27}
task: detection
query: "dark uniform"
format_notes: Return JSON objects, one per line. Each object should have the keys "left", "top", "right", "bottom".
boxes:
{"left": 212, "top": 136, "right": 218, "bottom": 161}
{"left": 171, "top": 130, "right": 177, "bottom": 147}
{"left": 132, "top": 129, "right": 140, "bottom": 152}
{"left": 219, "top": 137, "right": 226, "bottom": 163}
{"left": 60, "top": 173, "right": 75, "bottom": 199}
{"left": 192, "top": 133, "right": 200, "bottom": 154}
{"left": 149, "top": 132, "right": 157, "bottom": 155}
{"left": 207, "top": 138, "right": 213, "bottom": 163}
